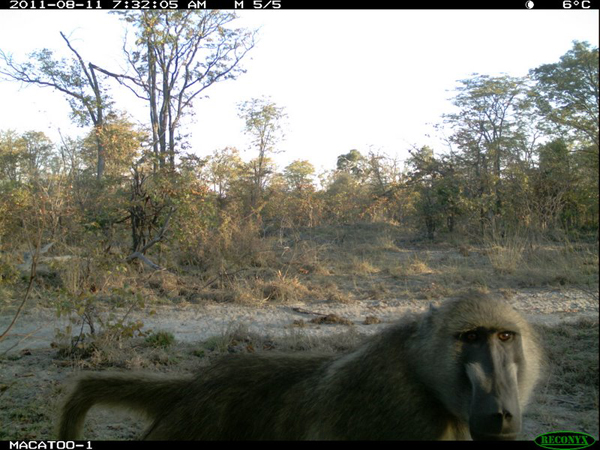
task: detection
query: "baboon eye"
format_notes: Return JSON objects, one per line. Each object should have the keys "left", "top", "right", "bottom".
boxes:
{"left": 498, "top": 331, "right": 514, "bottom": 342}
{"left": 462, "top": 331, "right": 479, "bottom": 342}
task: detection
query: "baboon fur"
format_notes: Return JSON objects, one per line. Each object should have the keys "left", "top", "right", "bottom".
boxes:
{"left": 58, "top": 292, "right": 542, "bottom": 440}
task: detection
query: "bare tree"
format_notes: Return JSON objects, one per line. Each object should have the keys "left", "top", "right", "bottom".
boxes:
{"left": 92, "top": 11, "right": 256, "bottom": 170}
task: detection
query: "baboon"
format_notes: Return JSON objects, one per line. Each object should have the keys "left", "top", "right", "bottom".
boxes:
{"left": 58, "top": 292, "right": 541, "bottom": 440}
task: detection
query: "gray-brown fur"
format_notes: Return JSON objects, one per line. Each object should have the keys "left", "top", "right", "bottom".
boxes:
{"left": 58, "top": 292, "right": 541, "bottom": 440}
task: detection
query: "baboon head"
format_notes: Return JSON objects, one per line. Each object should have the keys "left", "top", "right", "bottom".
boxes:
{"left": 414, "top": 293, "right": 540, "bottom": 441}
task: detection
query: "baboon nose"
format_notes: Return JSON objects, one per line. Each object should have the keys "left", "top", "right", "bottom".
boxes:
{"left": 487, "top": 411, "right": 510, "bottom": 429}
{"left": 490, "top": 409, "right": 517, "bottom": 431}
{"left": 470, "top": 407, "right": 520, "bottom": 440}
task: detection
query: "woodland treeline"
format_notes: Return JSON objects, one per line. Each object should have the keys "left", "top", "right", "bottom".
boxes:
{"left": 0, "top": 11, "right": 598, "bottom": 275}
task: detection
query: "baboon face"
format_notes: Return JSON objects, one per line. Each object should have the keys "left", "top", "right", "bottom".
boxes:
{"left": 422, "top": 297, "right": 536, "bottom": 441}
{"left": 458, "top": 326, "right": 524, "bottom": 440}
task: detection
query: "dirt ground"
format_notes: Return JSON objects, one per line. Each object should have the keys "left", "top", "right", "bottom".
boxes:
{"left": 0, "top": 287, "right": 598, "bottom": 441}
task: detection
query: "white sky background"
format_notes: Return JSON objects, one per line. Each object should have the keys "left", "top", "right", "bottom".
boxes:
{"left": 0, "top": 10, "right": 598, "bottom": 173}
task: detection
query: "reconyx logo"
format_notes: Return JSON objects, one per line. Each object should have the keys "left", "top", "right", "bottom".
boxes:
{"left": 535, "top": 431, "right": 596, "bottom": 450}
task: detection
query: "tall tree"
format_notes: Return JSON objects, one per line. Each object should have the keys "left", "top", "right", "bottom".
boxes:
{"left": 444, "top": 74, "right": 531, "bottom": 233}
{"left": 530, "top": 42, "right": 599, "bottom": 232}
{"left": 238, "top": 97, "right": 287, "bottom": 209}
{"left": 95, "top": 11, "right": 255, "bottom": 170}
{"left": 530, "top": 41, "right": 599, "bottom": 152}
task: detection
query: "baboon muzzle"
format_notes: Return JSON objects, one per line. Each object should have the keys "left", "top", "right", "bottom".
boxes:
{"left": 466, "top": 346, "right": 522, "bottom": 440}
{"left": 469, "top": 390, "right": 522, "bottom": 440}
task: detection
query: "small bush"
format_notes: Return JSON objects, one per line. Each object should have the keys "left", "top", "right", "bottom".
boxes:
{"left": 145, "top": 331, "right": 176, "bottom": 348}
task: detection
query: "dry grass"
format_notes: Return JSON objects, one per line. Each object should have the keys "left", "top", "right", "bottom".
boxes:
{"left": 481, "top": 235, "right": 598, "bottom": 288}
{"left": 485, "top": 236, "right": 528, "bottom": 275}
{"left": 170, "top": 223, "right": 598, "bottom": 305}
{"left": 7, "top": 221, "right": 595, "bottom": 312}
{"left": 526, "top": 318, "right": 599, "bottom": 438}
{"left": 385, "top": 253, "right": 433, "bottom": 279}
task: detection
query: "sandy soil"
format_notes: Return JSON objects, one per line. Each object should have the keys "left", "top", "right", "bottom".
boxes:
{"left": 1, "top": 288, "right": 598, "bottom": 354}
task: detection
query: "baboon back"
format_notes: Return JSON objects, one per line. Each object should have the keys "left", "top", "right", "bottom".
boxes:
{"left": 144, "top": 353, "right": 331, "bottom": 440}
{"left": 59, "top": 292, "right": 541, "bottom": 441}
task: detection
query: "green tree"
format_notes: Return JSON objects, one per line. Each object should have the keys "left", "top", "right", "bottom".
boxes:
{"left": 0, "top": 130, "right": 27, "bottom": 184}
{"left": 323, "top": 171, "right": 369, "bottom": 223}
{"left": 406, "top": 146, "right": 443, "bottom": 239}
{"left": 238, "top": 97, "right": 287, "bottom": 210}
{"left": 530, "top": 41, "right": 599, "bottom": 151}
{"left": 1, "top": 33, "right": 113, "bottom": 180}
{"left": 279, "top": 160, "right": 318, "bottom": 227}
{"left": 0, "top": 130, "right": 55, "bottom": 184}
{"left": 530, "top": 42, "right": 599, "bottom": 232}
{"left": 406, "top": 146, "right": 465, "bottom": 238}
{"left": 81, "top": 114, "right": 145, "bottom": 180}
{"left": 336, "top": 149, "right": 366, "bottom": 178}
{"left": 283, "top": 160, "right": 315, "bottom": 192}
{"left": 20, "top": 131, "right": 54, "bottom": 180}
{"left": 534, "top": 139, "right": 574, "bottom": 229}
{"left": 203, "top": 147, "right": 243, "bottom": 207}
{"left": 444, "top": 74, "right": 532, "bottom": 234}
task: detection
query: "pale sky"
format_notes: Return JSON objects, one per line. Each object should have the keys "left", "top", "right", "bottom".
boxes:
{"left": 0, "top": 10, "right": 598, "bottom": 172}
